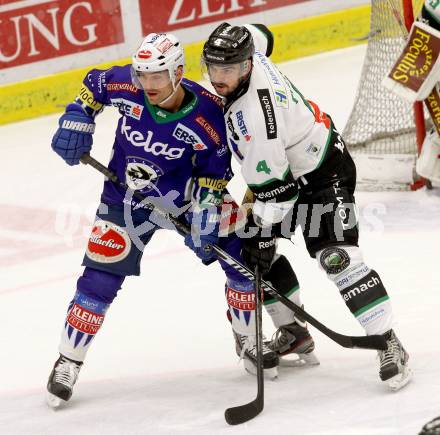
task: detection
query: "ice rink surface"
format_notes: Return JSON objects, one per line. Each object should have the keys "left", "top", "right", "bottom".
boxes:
{"left": 1, "top": 44, "right": 440, "bottom": 435}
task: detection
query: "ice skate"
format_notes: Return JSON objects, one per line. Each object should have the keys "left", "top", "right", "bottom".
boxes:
{"left": 46, "top": 355, "right": 83, "bottom": 408}
{"left": 233, "top": 330, "right": 279, "bottom": 379}
{"left": 378, "top": 329, "right": 412, "bottom": 391}
{"left": 419, "top": 416, "right": 440, "bottom": 435}
{"left": 268, "top": 319, "right": 319, "bottom": 367}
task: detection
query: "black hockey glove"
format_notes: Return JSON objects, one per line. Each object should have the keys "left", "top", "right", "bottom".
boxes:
{"left": 241, "top": 215, "right": 276, "bottom": 275}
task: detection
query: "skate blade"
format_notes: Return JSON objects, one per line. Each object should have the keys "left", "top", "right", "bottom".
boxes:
{"left": 46, "top": 392, "right": 64, "bottom": 409}
{"left": 243, "top": 359, "right": 278, "bottom": 380}
{"left": 387, "top": 366, "right": 412, "bottom": 391}
{"left": 280, "top": 351, "right": 320, "bottom": 367}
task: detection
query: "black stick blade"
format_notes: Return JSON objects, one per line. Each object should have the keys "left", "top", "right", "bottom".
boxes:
{"left": 225, "top": 398, "right": 263, "bottom": 425}
{"left": 351, "top": 334, "right": 387, "bottom": 350}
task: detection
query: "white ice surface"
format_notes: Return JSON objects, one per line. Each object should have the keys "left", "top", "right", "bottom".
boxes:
{"left": 1, "top": 45, "right": 440, "bottom": 435}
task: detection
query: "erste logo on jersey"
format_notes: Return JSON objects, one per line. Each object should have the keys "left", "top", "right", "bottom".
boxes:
{"left": 125, "top": 157, "right": 164, "bottom": 192}
{"left": 235, "top": 111, "right": 251, "bottom": 142}
{"left": 86, "top": 220, "right": 131, "bottom": 264}
{"left": 172, "top": 123, "right": 207, "bottom": 150}
{"left": 110, "top": 98, "right": 143, "bottom": 120}
{"left": 121, "top": 116, "right": 185, "bottom": 160}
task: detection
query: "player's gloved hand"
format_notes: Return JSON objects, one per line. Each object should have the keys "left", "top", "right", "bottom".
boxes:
{"left": 51, "top": 103, "right": 95, "bottom": 166}
{"left": 184, "top": 207, "right": 220, "bottom": 264}
{"left": 241, "top": 215, "right": 276, "bottom": 275}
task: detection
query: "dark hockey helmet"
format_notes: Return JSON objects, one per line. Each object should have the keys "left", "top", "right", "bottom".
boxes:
{"left": 202, "top": 22, "right": 255, "bottom": 65}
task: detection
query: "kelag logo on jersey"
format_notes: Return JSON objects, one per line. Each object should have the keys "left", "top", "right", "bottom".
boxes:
{"left": 235, "top": 111, "right": 251, "bottom": 142}
{"left": 110, "top": 98, "right": 143, "bottom": 120}
{"left": 125, "top": 157, "right": 164, "bottom": 193}
{"left": 121, "top": 116, "right": 185, "bottom": 160}
{"left": 172, "top": 123, "right": 207, "bottom": 150}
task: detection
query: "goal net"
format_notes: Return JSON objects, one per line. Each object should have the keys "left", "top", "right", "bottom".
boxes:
{"left": 343, "top": 0, "right": 426, "bottom": 190}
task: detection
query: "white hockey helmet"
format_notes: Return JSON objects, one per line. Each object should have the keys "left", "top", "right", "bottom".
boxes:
{"left": 131, "top": 33, "right": 184, "bottom": 87}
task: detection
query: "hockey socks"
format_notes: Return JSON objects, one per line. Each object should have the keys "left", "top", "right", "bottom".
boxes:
{"left": 317, "top": 246, "right": 393, "bottom": 335}
{"left": 59, "top": 291, "right": 109, "bottom": 362}
{"left": 262, "top": 255, "right": 302, "bottom": 327}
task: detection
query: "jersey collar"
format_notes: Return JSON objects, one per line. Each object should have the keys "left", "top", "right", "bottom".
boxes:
{"left": 144, "top": 86, "right": 198, "bottom": 124}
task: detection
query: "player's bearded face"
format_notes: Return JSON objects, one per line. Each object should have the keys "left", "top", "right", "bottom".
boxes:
{"left": 207, "top": 61, "right": 250, "bottom": 96}
{"left": 136, "top": 70, "right": 174, "bottom": 104}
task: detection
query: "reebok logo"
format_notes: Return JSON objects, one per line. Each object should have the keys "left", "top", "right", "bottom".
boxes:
{"left": 258, "top": 239, "right": 276, "bottom": 249}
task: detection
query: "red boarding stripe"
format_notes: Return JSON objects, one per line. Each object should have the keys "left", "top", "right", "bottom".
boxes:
{"left": 140, "top": 0, "right": 306, "bottom": 33}
{"left": 0, "top": 0, "right": 124, "bottom": 70}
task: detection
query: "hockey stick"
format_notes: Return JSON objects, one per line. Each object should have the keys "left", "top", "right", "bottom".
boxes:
{"left": 80, "top": 153, "right": 387, "bottom": 351}
{"left": 225, "top": 265, "right": 264, "bottom": 425}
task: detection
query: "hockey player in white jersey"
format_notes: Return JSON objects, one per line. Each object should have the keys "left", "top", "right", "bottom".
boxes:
{"left": 202, "top": 22, "right": 412, "bottom": 390}
{"left": 46, "top": 31, "right": 321, "bottom": 408}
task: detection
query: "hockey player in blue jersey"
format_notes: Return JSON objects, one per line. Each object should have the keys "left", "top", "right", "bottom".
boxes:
{"left": 46, "top": 32, "right": 316, "bottom": 408}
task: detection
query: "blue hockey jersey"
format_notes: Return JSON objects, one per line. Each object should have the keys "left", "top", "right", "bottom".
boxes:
{"left": 74, "top": 65, "right": 232, "bottom": 212}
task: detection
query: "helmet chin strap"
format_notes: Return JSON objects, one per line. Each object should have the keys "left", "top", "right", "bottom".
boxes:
{"left": 157, "top": 69, "right": 183, "bottom": 107}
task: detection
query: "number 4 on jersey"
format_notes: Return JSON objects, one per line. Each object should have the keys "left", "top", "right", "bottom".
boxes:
{"left": 256, "top": 160, "right": 271, "bottom": 175}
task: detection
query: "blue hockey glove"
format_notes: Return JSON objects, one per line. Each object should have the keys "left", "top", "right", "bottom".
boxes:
{"left": 51, "top": 103, "right": 95, "bottom": 165}
{"left": 184, "top": 207, "right": 220, "bottom": 264}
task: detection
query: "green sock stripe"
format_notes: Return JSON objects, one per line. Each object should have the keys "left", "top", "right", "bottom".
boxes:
{"left": 264, "top": 285, "right": 299, "bottom": 305}
{"left": 354, "top": 295, "right": 390, "bottom": 317}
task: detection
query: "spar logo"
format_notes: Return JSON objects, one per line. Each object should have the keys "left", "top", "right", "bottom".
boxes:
{"left": 67, "top": 304, "right": 104, "bottom": 334}
{"left": 227, "top": 288, "right": 255, "bottom": 311}
{"left": 172, "top": 123, "right": 207, "bottom": 150}
{"left": 235, "top": 111, "right": 251, "bottom": 142}
{"left": 86, "top": 220, "right": 131, "bottom": 264}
